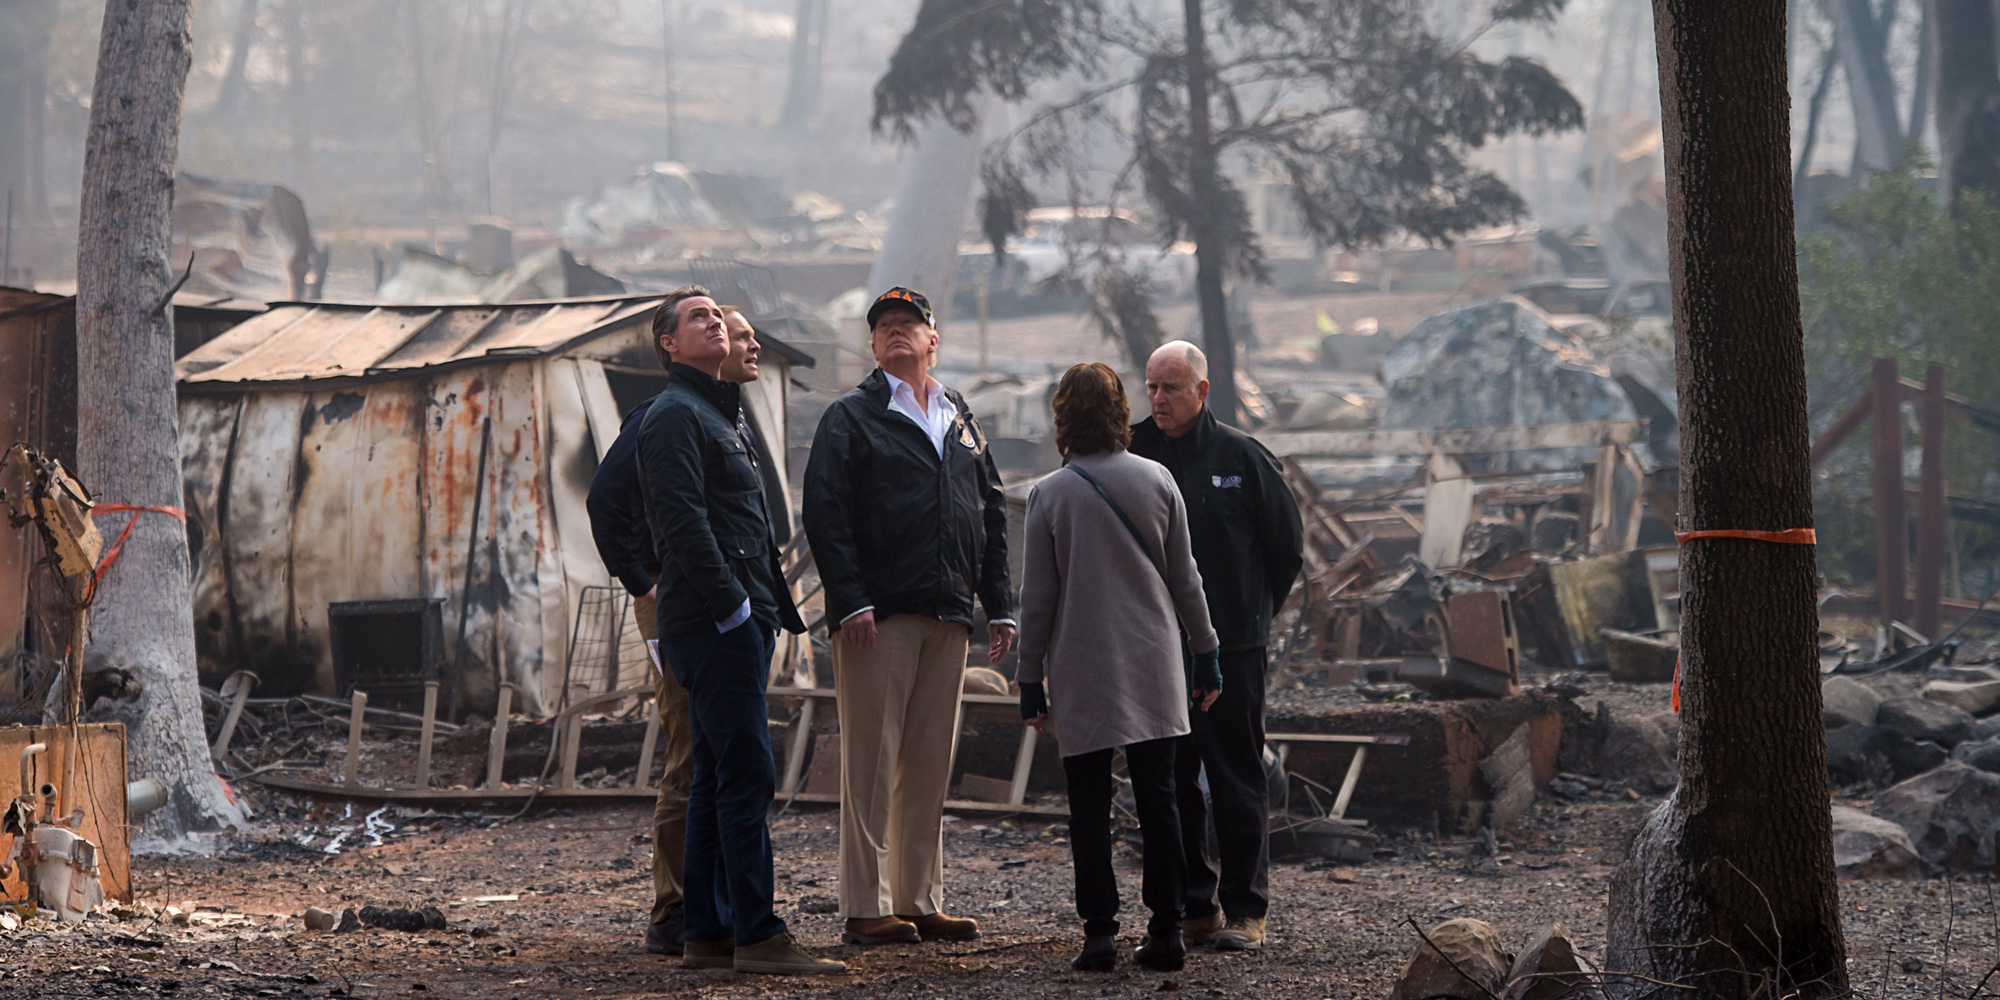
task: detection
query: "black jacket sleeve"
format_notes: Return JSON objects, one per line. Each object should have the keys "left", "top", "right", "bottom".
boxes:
{"left": 1250, "top": 439, "right": 1305, "bottom": 610}
{"left": 638, "top": 401, "right": 747, "bottom": 622}
{"left": 801, "top": 403, "right": 872, "bottom": 626}
{"left": 968, "top": 408, "right": 1014, "bottom": 621}
{"left": 585, "top": 408, "right": 655, "bottom": 597}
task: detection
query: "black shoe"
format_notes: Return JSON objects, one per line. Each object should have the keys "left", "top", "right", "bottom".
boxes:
{"left": 1072, "top": 934, "right": 1118, "bottom": 972}
{"left": 1135, "top": 931, "right": 1186, "bottom": 972}
{"left": 644, "top": 911, "right": 684, "bottom": 956}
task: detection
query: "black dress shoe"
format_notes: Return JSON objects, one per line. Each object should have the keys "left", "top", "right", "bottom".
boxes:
{"left": 1135, "top": 932, "right": 1186, "bottom": 972}
{"left": 644, "top": 911, "right": 685, "bottom": 956}
{"left": 1072, "top": 934, "right": 1118, "bottom": 972}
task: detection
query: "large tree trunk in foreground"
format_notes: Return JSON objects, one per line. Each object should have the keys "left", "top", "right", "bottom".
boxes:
{"left": 1934, "top": 0, "right": 2000, "bottom": 209}
{"left": 867, "top": 116, "right": 982, "bottom": 322}
{"left": 1606, "top": 2, "right": 1847, "bottom": 998}
{"left": 77, "top": 0, "right": 244, "bottom": 839}
{"left": 1180, "top": 0, "right": 1237, "bottom": 426}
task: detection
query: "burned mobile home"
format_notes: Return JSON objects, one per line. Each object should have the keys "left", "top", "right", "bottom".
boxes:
{"left": 171, "top": 294, "right": 815, "bottom": 717}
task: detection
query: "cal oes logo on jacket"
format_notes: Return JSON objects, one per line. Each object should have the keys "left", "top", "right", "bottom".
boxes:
{"left": 1212, "top": 474, "right": 1243, "bottom": 489}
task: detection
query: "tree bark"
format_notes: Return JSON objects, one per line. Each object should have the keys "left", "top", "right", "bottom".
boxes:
{"left": 1933, "top": 0, "right": 2000, "bottom": 208}
{"left": 1180, "top": 0, "right": 1237, "bottom": 426}
{"left": 0, "top": 0, "right": 55, "bottom": 223}
{"left": 1606, "top": 1, "right": 1847, "bottom": 997}
{"left": 76, "top": 0, "right": 245, "bottom": 839}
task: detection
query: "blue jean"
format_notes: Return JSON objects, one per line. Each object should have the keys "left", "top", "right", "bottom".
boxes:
{"left": 659, "top": 621, "right": 786, "bottom": 946}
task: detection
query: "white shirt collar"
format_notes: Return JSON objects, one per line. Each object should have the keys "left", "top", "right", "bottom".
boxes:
{"left": 882, "top": 369, "right": 958, "bottom": 457}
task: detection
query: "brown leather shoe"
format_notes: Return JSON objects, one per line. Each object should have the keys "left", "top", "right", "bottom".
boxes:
{"left": 897, "top": 912, "right": 980, "bottom": 941}
{"left": 843, "top": 915, "right": 921, "bottom": 945}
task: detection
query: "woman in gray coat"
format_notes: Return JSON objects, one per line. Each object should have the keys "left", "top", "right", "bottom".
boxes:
{"left": 1016, "top": 362, "right": 1222, "bottom": 973}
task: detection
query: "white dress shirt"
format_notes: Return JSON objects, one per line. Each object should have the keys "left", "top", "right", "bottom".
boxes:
{"left": 883, "top": 370, "right": 959, "bottom": 458}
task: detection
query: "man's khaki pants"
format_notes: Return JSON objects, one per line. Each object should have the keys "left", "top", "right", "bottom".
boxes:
{"left": 835, "top": 615, "right": 969, "bottom": 918}
{"left": 640, "top": 605, "right": 696, "bottom": 926}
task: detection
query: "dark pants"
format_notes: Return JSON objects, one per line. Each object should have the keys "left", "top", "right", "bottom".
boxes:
{"left": 1062, "top": 737, "right": 1185, "bottom": 940}
{"left": 1175, "top": 647, "right": 1270, "bottom": 920}
{"left": 659, "top": 620, "right": 786, "bottom": 947}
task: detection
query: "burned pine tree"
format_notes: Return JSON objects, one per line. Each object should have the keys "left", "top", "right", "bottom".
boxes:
{"left": 871, "top": 0, "right": 1581, "bottom": 420}
{"left": 75, "top": 0, "right": 245, "bottom": 837}
{"left": 1605, "top": 0, "right": 1847, "bottom": 996}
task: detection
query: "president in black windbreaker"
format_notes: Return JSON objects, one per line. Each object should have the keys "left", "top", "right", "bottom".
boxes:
{"left": 803, "top": 287, "right": 1013, "bottom": 947}
{"left": 1130, "top": 340, "right": 1304, "bottom": 956}
{"left": 635, "top": 286, "right": 843, "bottom": 976}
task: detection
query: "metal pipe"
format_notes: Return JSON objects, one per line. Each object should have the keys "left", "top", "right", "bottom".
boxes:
{"left": 18, "top": 743, "right": 45, "bottom": 797}
{"left": 126, "top": 778, "right": 168, "bottom": 821}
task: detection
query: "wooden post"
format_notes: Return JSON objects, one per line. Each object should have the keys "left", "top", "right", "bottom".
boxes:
{"left": 558, "top": 683, "right": 587, "bottom": 789}
{"left": 1872, "top": 357, "right": 1908, "bottom": 626}
{"left": 778, "top": 696, "right": 816, "bottom": 797}
{"left": 1916, "top": 362, "right": 1949, "bottom": 638}
{"left": 414, "top": 681, "right": 439, "bottom": 790}
{"left": 342, "top": 690, "right": 367, "bottom": 786}
{"left": 633, "top": 703, "right": 661, "bottom": 790}
{"left": 1007, "top": 725, "right": 1038, "bottom": 806}
{"left": 1331, "top": 746, "right": 1369, "bottom": 820}
{"left": 484, "top": 683, "right": 514, "bottom": 790}
{"left": 209, "top": 671, "right": 258, "bottom": 760}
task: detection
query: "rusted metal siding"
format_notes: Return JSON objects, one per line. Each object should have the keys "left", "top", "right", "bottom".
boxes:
{"left": 179, "top": 395, "right": 241, "bottom": 683}
{"left": 220, "top": 394, "right": 307, "bottom": 692}
{"left": 0, "top": 289, "right": 77, "bottom": 692}
{"left": 286, "top": 386, "right": 426, "bottom": 694}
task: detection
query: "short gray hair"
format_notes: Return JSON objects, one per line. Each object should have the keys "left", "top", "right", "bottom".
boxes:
{"left": 1148, "top": 340, "right": 1209, "bottom": 383}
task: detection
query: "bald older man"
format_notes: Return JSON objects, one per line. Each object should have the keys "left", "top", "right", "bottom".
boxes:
{"left": 1130, "top": 341, "right": 1303, "bottom": 954}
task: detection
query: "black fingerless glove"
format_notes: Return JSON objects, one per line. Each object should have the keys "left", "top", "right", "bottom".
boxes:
{"left": 1019, "top": 681, "right": 1047, "bottom": 720}
{"left": 1191, "top": 649, "right": 1223, "bottom": 693}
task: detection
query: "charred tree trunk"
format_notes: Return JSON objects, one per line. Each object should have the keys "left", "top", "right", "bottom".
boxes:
{"left": 76, "top": 0, "right": 245, "bottom": 839}
{"left": 0, "top": 0, "right": 55, "bottom": 224}
{"left": 866, "top": 116, "right": 982, "bottom": 322}
{"left": 1180, "top": 0, "right": 1237, "bottom": 426}
{"left": 280, "top": 0, "right": 311, "bottom": 188}
{"left": 777, "top": 0, "right": 823, "bottom": 132}
{"left": 1606, "top": 1, "right": 1848, "bottom": 997}
{"left": 1823, "top": 0, "right": 1902, "bottom": 171}
{"left": 213, "top": 0, "right": 259, "bottom": 118}
{"left": 1933, "top": 0, "right": 2000, "bottom": 208}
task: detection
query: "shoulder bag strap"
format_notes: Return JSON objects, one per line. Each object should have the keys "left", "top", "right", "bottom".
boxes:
{"left": 1066, "top": 463, "right": 1165, "bottom": 578}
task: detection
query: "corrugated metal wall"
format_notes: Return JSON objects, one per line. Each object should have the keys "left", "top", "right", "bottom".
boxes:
{"left": 0, "top": 289, "right": 77, "bottom": 706}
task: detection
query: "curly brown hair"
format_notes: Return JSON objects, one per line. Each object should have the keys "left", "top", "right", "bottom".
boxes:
{"left": 1052, "top": 362, "right": 1132, "bottom": 459}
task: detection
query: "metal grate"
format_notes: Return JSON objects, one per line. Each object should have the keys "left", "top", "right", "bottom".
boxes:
{"left": 687, "top": 258, "right": 784, "bottom": 317}
{"left": 564, "top": 586, "right": 631, "bottom": 698}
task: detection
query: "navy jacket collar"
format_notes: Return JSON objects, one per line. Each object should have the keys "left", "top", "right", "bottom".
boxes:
{"left": 668, "top": 362, "right": 741, "bottom": 417}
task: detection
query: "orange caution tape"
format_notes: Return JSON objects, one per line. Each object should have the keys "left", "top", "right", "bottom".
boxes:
{"left": 1674, "top": 527, "right": 1816, "bottom": 545}
{"left": 84, "top": 503, "right": 187, "bottom": 605}
{"left": 1666, "top": 526, "right": 1815, "bottom": 712}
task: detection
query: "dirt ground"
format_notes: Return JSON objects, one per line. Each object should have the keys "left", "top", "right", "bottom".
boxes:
{"left": 0, "top": 779, "right": 1977, "bottom": 1000}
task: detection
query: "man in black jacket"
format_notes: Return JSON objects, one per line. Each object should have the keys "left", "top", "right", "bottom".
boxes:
{"left": 636, "top": 286, "right": 842, "bottom": 976}
{"left": 1130, "top": 340, "right": 1304, "bottom": 954}
{"left": 803, "top": 287, "right": 1014, "bottom": 947}
{"left": 585, "top": 305, "right": 768, "bottom": 957}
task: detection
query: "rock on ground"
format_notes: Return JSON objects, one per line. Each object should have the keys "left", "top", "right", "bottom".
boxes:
{"left": 1871, "top": 762, "right": 2000, "bottom": 871}
{"left": 1394, "top": 918, "right": 1515, "bottom": 1000}
{"left": 1877, "top": 697, "right": 1974, "bottom": 748}
{"left": 1505, "top": 924, "right": 1585, "bottom": 1000}
{"left": 1827, "top": 725, "right": 1948, "bottom": 789}
{"left": 1922, "top": 679, "right": 2000, "bottom": 717}
{"left": 1955, "top": 736, "right": 2000, "bottom": 773}
{"left": 1830, "top": 804, "right": 1926, "bottom": 879}
{"left": 1595, "top": 712, "right": 1676, "bottom": 794}
{"left": 1822, "top": 676, "right": 1883, "bottom": 729}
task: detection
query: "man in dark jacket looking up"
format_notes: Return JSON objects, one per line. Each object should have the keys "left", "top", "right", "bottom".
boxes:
{"left": 803, "top": 287, "right": 1014, "bottom": 947}
{"left": 1129, "top": 340, "right": 1304, "bottom": 955}
{"left": 636, "top": 286, "right": 843, "bottom": 975}
{"left": 585, "top": 304, "right": 768, "bottom": 957}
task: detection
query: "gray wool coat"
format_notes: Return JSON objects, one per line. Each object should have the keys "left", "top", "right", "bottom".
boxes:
{"left": 1016, "top": 449, "right": 1220, "bottom": 758}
